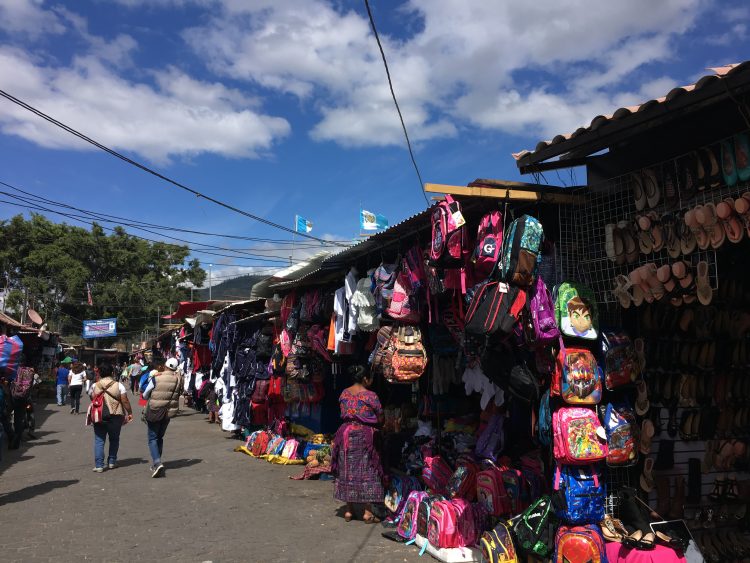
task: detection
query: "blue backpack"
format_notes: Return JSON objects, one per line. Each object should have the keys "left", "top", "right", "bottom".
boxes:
{"left": 537, "top": 389, "right": 552, "bottom": 446}
{"left": 554, "top": 464, "right": 605, "bottom": 524}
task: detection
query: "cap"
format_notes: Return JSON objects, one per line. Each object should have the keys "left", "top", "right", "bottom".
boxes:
{"left": 165, "top": 358, "right": 179, "bottom": 371}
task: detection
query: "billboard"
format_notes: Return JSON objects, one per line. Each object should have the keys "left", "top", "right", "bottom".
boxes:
{"left": 82, "top": 318, "right": 117, "bottom": 339}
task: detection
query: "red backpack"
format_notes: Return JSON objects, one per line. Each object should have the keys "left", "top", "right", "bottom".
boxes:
{"left": 429, "top": 195, "right": 468, "bottom": 266}
{"left": 472, "top": 210, "right": 503, "bottom": 279}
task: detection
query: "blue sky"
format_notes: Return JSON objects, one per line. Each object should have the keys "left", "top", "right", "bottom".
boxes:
{"left": 0, "top": 0, "right": 748, "bottom": 282}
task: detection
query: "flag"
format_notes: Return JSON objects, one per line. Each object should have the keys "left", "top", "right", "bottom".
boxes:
{"left": 295, "top": 214, "right": 313, "bottom": 233}
{"left": 86, "top": 283, "right": 93, "bottom": 306}
{"left": 360, "top": 209, "right": 389, "bottom": 231}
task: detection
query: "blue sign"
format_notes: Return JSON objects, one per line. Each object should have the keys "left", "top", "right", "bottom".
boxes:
{"left": 82, "top": 318, "right": 117, "bottom": 339}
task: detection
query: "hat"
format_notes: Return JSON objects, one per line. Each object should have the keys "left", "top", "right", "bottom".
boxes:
{"left": 165, "top": 358, "right": 179, "bottom": 371}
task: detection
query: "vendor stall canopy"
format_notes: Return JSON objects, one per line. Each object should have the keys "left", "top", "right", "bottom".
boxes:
{"left": 513, "top": 62, "right": 750, "bottom": 175}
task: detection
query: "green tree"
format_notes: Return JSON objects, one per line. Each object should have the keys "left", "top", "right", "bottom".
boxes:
{"left": 0, "top": 214, "right": 205, "bottom": 342}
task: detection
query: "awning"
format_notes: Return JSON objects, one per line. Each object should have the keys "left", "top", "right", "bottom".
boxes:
{"left": 162, "top": 301, "right": 216, "bottom": 319}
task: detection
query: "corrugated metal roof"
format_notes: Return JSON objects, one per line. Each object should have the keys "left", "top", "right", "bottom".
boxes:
{"left": 513, "top": 62, "right": 750, "bottom": 169}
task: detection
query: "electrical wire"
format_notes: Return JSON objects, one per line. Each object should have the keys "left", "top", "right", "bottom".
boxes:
{"left": 363, "top": 0, "right": 429, "bottom": 207}
{"left": 0, "top": 88, "right": 339, "bottom": 245}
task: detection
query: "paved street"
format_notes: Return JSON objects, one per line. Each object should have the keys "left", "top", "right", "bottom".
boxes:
{"left": 0, "top": 391, "right": 419, "bottom": 563}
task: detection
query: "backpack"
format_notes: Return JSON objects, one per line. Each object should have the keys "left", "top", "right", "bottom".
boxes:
{"left": 429, "top": 194, "right": 468, "bottom": 266}
{"left": 422, "top": 453, "right": 453, "bottom": 493}
{"left": 446, "top": 462, "right": 478, "bottom": 501}
{"left": 385, "top": 272, "right": 421, "bottom": 323}
{"left": 552, "top": 407, "right": 607, "bottom": 465}
{"left": 509, "top": 495, "right": 554, "bottom": 559}
{"left": 450, "top": 498, "right": 478, "bottom": 547}
{"left": 11, "top": 367, "right": 34, "bottom": 399}
{"left": 480, "top": 522, "right": 519, "bottom": 563}
{"left": 554, "top": 525, "right": 607, "bottom": 563}
{"left": 524, "top": 276, "right": 560, "bottom": 347}
{"left": 601, "top": 402, "right": 639, "bottom": 467}
{"left": 385, "top": 475, "right": 421, "bottom": 515}
{"left": 476, "top": 466, "right": 511, "bottom": 517}
{"left": 472, "top": 210, "right": 504, "bottom": 280}
{"left": 601, "top": 332, "right": 640, "bottom": 390}
{"left": 397, "top": 490, "right": 428, "bottom": 541}
{"left": 552, "top": 346, "right": 603, "bottom": 405}
{"left": 537, "top": 389, "right": 552, "bottom": 447}
{"left": 427, "top": 499, "right": 459, "bottom": 548}
{"left": 500, "top": 215, "right": 544, "bottom": 287}
{"left": 554, "top": 465, "right": 605, "bottom": 524}
{"left": 389, "top": 326, "right": 428, "bottom": 383}
{"left": 555, "top": 282, "right": 599, "bottom": 341}
{"left": 465, "top": 281, "right": 527, "bottom": 336}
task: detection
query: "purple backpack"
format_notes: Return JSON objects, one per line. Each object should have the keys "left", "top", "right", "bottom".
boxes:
{"left": 525, "top": 276, "right": 559, "bottom": 347}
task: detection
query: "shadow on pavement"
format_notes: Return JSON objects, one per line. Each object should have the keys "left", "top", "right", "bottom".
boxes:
{"left": 0, "top": 479, "right": 79, "bottom": 505}
{"left": 164, "top": 458, "right": 202, "bottom": 469}
{"left": 116, "top": 458, "right": 148, "bottom": 468}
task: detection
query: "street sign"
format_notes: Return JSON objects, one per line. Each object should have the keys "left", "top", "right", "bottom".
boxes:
{"left": 82, "top": 318, "right": 117, "bottom": 339}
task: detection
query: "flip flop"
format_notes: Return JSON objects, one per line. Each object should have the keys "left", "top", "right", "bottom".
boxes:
{"left": 717, "top": 197, "right": 744, "bottom": 243}
{"left": 696, "top": 260, "right": 713, "bottom": 306}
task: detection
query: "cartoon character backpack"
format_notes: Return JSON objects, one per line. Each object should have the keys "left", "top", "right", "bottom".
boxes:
{"left": 472, "top": 210, "right": 504, "bottom": 279}
{"left": 480, "top": 522, "right": 519, "bottom": 563}
{"left": 555, "top": 282, "right": 599, "bottom": 341}
{"left": 553, "top": 345, "right": 603, "bottom": 405}
{"left": 554, "top": 464, "right": 605, "bottom": 524}
{"left": 554, "top": 525, "right": 607, "bottom": 563}
{"left": 500, "top": 214, "right": 544, "bottom": 287}
{"left": 601, "top": 332, "right": 640, "bottom": 390}
{"left": 552, "top": 407, "right": 607, "bottom": 465}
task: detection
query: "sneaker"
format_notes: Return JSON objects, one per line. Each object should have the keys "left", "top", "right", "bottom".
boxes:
{"left": 151, "top": 464, "right": 165, "bottom": 478}
{"left": 108, "top": 463, "right": 116, "bottom": 470}
{"left": 92, "top": 467, "right": 104, "bottom": 473}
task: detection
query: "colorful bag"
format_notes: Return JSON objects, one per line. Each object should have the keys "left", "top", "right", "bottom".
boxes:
{"left": 422, "top": 453, "right": 453, "bottom": 493}
{"left": 525, "top": 275, "right": 560, "bottom": 347}
{"left": 554, "top": 525, "right": 607, "bottom": 563}
{"left": 389, "top": 326, "right": 428, "bottom": 383}
{"left": 602, "top": 402, "right": 638, "bottom": 467}
{"left": 397, "top": 490, "right": 429, "bottom": 540}
{"left": 601, "top": 332, "right": 640, "bottom": 390}
{"left": 429, "top": 194, "right": 468, "bottom": 266}
{"left": 553, "top": 346, "right": 603, "bottom": 405}
{"left": 446, "top": 462, "right": 478, "bottom": 501}
{"left": 480, "top": 522, "right": 519, "bottom": 563}
{"left": 465, "top": 281, "right": 527, "bottom": 336}
{"left": 552, "top": 407, "right": 607, "bottom": 465}
{"left": 472, "top": 210, "right": 504, "bottom": 279}
{"left": 509, "top": 495, "right": 554, "bottom": 559}
{"left": 500, "top": 215, "right": 544, "bottom": 287}
{"left": 554, "top": 464, "right": 605, "bottom": 524}
{"left": 555, "top": 282, "right": 599, "bottom": 341}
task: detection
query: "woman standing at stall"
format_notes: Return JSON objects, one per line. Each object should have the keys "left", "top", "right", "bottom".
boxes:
{"left": 67, "top": 362, "right": 87, "bottom": 414}
{"left": 331, "top": 365, "right": 384, "bottom": 523}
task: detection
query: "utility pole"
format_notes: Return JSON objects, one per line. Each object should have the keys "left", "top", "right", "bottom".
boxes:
{"left": 209, "top": 264, "right": 213, "bottom": 301}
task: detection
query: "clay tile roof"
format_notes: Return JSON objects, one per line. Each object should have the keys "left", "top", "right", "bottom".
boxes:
{"left": 514, "top": 62, "right": 750, "bottom": 169}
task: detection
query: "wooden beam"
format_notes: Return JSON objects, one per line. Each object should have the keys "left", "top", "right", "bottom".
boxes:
{"left": 424, "top": 183, "right": 584, "bottom": 204}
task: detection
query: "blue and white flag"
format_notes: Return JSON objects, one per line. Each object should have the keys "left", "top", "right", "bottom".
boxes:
{"left": 360, "top": 209, "right": 389, "bottom": 231}
{"left": 295, "top": 214, "right": 313, "bottom": 233}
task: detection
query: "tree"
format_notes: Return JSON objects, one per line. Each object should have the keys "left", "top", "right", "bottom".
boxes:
{"left": 0, "top": 214, "right": 206, "bottom": 342}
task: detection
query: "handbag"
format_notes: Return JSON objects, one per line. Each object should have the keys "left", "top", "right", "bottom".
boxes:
{"left": 143, "top": 378, "right": 180, "bottom": 423}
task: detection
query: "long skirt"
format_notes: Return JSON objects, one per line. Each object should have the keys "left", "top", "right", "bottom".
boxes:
{"left": 333, "top": 423, "right": 384, "bottom": 504}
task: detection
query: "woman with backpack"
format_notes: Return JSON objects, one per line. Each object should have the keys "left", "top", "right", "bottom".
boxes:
{"left": 89, "top": 363, "right": 133, "bottom": 472}
{"left": 67, "top": 362, "right": 87, "bottom": 414}
{"left": 331, "top": 365, "right": 384, "bottom": 523}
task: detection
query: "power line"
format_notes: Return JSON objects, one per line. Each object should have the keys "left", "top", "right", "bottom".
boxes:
{"left": 0, "top": 88, "right": 337, "bottom": 244}
{"left": 363, "top": 0, "right": 429, "bottom": 207}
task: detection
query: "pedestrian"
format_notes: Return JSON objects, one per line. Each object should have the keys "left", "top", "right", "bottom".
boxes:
{"left": 142, "top": 358, "right": 182, "bottom": 478}
{"left": 330, "top": 365, "right": 384, "bottom": 524}
{"left": 55, "top": 360, "right": 70, "bottom": 406}
{"left": 89, "top": 363, "right": 133, "bottom": 473}
{"left": 67, "top": 361, "right": 86, "bottom": 414}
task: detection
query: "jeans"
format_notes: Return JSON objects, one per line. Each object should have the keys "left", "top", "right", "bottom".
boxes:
{"left": 69, "top": 385, "right": 83, "bottom": 412}
{"left": 56, "top": 384, "right": 68, "bottom": 405}
{"left": 147, "top": 418, "right": 170, "bottom": 465}
{"left": 93, "top": 415, "right": 124, "bottom": 468}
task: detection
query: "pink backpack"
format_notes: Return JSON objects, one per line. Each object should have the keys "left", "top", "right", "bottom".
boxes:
{"left": 397, "top": 490, "right": 429, "bottom": 541}
{"left": 552, "top": 407, "right": 607, "bottom": 465}
{"left": 450, "top": 498, "right": 478, "bottom": 547}
{"left": 422, "top": 453, "right": 453, "bottom": 494}
{"left": 430, "top": 195, "right": 468, "bottom": 266}
{"left": 427, "top": 500, "right": 458, "bottom": 548}
{"left": 472, "top": 211, "right": 503, "bottom": 279}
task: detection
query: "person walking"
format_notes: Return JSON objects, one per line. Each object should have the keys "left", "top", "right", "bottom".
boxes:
{"left": 68, "top": 362, "right": 86, "bottom": 414}
{"left": 331, "top": 365, "right": 384, "bottom": 523}
{"left": 142, "top": 358, "right": 182, "bottom": 478}
{"left": 89, "top": 363, "right": 133, "bottom": 472}
{"left": 55, "top": 361, "right": 70, "bottom": 406}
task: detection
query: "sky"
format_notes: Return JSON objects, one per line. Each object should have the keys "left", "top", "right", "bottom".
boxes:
{"left": 0, "top": 0, "right": 748, "bottom": 285}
